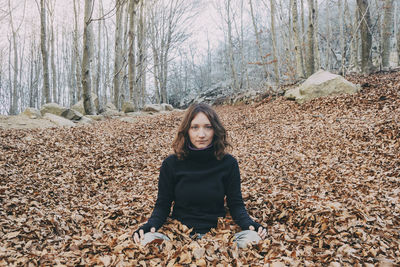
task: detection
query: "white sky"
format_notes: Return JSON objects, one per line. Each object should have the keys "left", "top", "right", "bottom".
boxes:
{"left": 0, "top": 0, "right": 224, "bottom": 57}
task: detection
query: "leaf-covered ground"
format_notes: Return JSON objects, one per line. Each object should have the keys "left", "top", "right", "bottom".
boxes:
{"left": 1, "top": 72, "right": 399, "bottom": 266}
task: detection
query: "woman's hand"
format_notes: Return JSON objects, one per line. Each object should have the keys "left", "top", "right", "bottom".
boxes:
{"left": 249, "top": 225, "right": 267, "bottom": 239}
{"left": 133, "top": 227, "right": 155, "bottom": 244}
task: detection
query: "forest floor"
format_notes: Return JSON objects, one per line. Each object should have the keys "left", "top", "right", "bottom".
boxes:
{"left": 0, "top": 71, "right": 399, "bottom": 266}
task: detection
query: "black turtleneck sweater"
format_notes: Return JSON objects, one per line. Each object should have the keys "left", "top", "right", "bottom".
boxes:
{"left": 138, "top": 146, "right": 261, "bottom": 234}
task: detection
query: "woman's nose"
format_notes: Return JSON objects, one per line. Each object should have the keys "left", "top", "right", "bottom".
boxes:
{"left": 198, "top": 128, "right": 206, "bottom": 137}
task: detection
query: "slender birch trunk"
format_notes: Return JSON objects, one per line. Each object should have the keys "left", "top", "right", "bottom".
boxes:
{"left": 270, "top": 0, "right": 280, "bottom": 83}
{"left": 227, "top": 0, "right": 239, "bottom": 91}
{"left": 40, "top": 0, "right": 51, "bottom": 104}
{"left": 81, "top": 0, "right": 95, "bottom": 115}
{"left": 306, "top": 0, "right": 315, "bottom": 76}
{"left": 313, "top": 0, "right": 320, "bottom": 70}
{"left": 73, "top": 0, "right": 82, "bottom": 101}
{"left": 113, "top": 1, "right": 123, "bottom": 109}
{"left": 338, "top": 0, "right": 345, "bottom": 74}
{"left": 128, "top": 0, "right": 137, "bottom": 109}
{"left": 382, "top": 0, "right": 394, "bottom": 69}
{"left": 9, "top": 0, "right": 19, "bottom": 114}
{"left": 397, "top": 2, "right": 400, "bottom": 65}
{"left": 357, "top": 0, "right": 372, "bottom": 74}
{"left": 249, "top": 0, "right": 269, "bottom": 80}
{"left": 50, "top": 21, "right": 57, "bottom": 103}
{"left": 291, "top": 0, "right": 304, "bottom": 78}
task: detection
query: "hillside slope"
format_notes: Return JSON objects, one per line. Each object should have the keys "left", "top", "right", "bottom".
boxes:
{"left": 1, "top": 72, "right": 399, "bottom": 265}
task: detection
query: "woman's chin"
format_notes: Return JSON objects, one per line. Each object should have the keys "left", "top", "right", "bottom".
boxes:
{"left": 194, "top": 143, "right": 209, "bottom": 149}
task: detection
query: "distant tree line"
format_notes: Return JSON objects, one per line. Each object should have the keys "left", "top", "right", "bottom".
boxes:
{"left": 0, "top": 0, "right": 399, "bottom": 115}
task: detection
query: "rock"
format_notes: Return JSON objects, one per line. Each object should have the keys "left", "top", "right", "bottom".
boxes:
{"left": 122, "top": 102, "right": 135, "bottom": 113}
{"left": 40, "top": 103, "right": 67, "bottom": 116}
{"left": 61, "top": 109, "right": 83, "bottom": 121}
{"left": 85, "top": 115, "right": 105, "bottom": 121}
{"left": 43, "top": 113, "right": 76, "bottom": 127}
{"left": 76, "top": 116, "right": 93, "bottom": 125}
{"left": 101, "top": 109, "right": 123, "bottom": 117}
{"left": 284, "top": 70, "right": 359, "bottom": 103}
{"left": 161, "top": 103, "right": 174, "bottom": 111}
{"left": 22, "top": 108, "right": 42, "bottom": 119}
{"left": 71, "top": 93, "right": 99, "bottom": 115}
{"left": 105, "top": 102, "right": 117, "bottom": 111}
{"left": 143, "top": 104, "right": 163, "bottom": 113}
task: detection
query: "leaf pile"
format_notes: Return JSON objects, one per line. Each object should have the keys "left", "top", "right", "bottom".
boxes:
{"left": 1, "top": 71, "right": 399, "bottom": 266}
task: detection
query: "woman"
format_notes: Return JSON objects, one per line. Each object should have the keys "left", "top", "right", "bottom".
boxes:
{"left": 133, "top": 103, "right": 267, "bottom": 248}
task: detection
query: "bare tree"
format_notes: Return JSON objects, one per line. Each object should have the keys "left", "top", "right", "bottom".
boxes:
{"left": 137, "top": 0, "right": 147, "bottom": 107}
{"left": 113, "top": 0, "right": 124, "bottom": 109}
{"left": 357, "top": 0, "right": 372, "bottom": 74}
{"left": 270, "top": 0, "right": 279, "bottom": 83}
{"left": 148, "top": 0, "right": 195, "bottom": 103}
{"left": 382, "top": 0, "right": 394, "bottom": 69}
{"left": 128, "top": 0, "right": 138, "bottom": 109}
{"left": 291, "top": 0, "right": 304, "bottom": 78}
{"left": 338, "top": 0, "right": 345, "bottom": 74}
{"left": 39, "top": 0, "right": 51, "bottom": 104}
{"left": 306, "top": 0, "right": 315, "bottom": 76}
{"left": 397, "top": 1, "right": 400, "bottom": 65}
{"left": 81, "top": 0, "right": 96, "bottom": 114}
{"left": 48, "top": 0, "right": 57, "bottom": 103}
{"left": 249, "top": 0, "right": 269, "bottom": 79}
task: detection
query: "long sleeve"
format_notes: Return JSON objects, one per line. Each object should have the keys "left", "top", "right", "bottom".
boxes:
{"left": 139, "top": 157, "right": 175, "bottom": 233}
{"left": 225, "top": 157, "right": 261, "bottom": 231}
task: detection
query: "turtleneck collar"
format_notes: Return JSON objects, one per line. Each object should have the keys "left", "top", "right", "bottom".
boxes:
{"left": 186, "top": 143, "right": 216, "bottom": 162}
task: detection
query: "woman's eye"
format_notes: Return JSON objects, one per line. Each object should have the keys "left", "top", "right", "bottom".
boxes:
{"left": 191, "top": 126, "right": 198, "bottom": 129}
{"left": 206, "top": 126, "right": 213, "bottom": 129}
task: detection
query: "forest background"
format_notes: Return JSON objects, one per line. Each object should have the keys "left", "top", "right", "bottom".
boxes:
{"left": 1, "top": 0, "right": 400, "bottom": 115}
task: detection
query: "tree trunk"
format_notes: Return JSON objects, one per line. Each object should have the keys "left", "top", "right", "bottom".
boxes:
{"left": 382, "top": 0, "right": 394, "bottom": 69}
{"left": 300, "top": 0, "right": 306, "bottom": 67}
{"left": 9, "top": 0, "right": 19, "bottom": 115}
{"left": 73, "top": 0, "right": 82, "bottom": 102}
{"left": 397, "top": 1, "right": 400, "bottom": 65}
{"left": 313, "top": 0, "right": 320, "bottom": 70}
{"left": 291, "top": 0, "right": 304, "bottom": 78}
{"left": 338, "top": 0, "right": 345, "bottom": 74}
{"left": 270, "top": 0, "right": 280, "bottom": 83}
{"left": 50, "top": 21, "right": 57, "bottom": 103}
{"left": 227, "top": 0, "right": 239, "bottom": 91}
{"left": 249, "top": 0, "right": 269, "bottom": 80}
{"left": 113, "top": 1, "right": 123, "bottom": 109}
{"left": 349, "top": 0, "right": 359, "bottom": 71}
{"left": 40, "top": 0, "right": 51, "bottom": 104}
{"left": 137, "top": 0, "right": 146, "bottom": 108}
{"left": 357, "top": 0, "right": 372, "bottom": 74}
{"left": 81, "top": 0, "right": 96, "bottom": 115}
{"left": 128, "top": 0, "right": 137, "bottom": 109}
{"left": 306, "top": 0, "right": 315, "bottom": 77}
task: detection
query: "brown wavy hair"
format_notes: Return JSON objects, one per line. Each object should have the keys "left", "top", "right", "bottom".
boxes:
{"left": 172, "top": 103, "right": 231, "bottom": 160}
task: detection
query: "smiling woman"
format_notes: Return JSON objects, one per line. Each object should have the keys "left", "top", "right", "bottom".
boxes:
{"left": 133, "top": 103, "right": 267, "bottom": 248}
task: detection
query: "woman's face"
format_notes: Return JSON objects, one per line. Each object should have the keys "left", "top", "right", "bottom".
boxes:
{"left": 188, "top": 112, "right": 214, "bottom": 149}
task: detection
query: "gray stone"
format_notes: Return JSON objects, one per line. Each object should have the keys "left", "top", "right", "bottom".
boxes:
{"left": 61, "top": 109, "right": 83, "bottom": 121}
{"left": 85, "top": 115, "right": 105, "bottom": 121}
{"left": 43, "top": 113, "right": 76, "bottom": 127}
{"left": 40, "top": 103, "right": 67, "bottom": 116}
{"left": 284, "top": 70, "right": 359, "bottom": 103}
{"left": 71, "top": 93, "right": 99, "bottom": 115}
{"left": 101, "top": 109, "right": 123, "bottom": 117}
{"left": 76, "top": 116, "right": 94, "bottom": 125}
{"left": 22, "top": 108, "right": 42, "bottom": 119}
{"left": 161, "top": 103, "right": 174, "bottom": 111}
{"left": 143, "top": 104, "right": 163, "bottom": 113}
{"left": 122, "top": 101, "right": 135, "bottom": 113}
{"left": 105, "top": 102, "right": 117, "bottom": 110}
